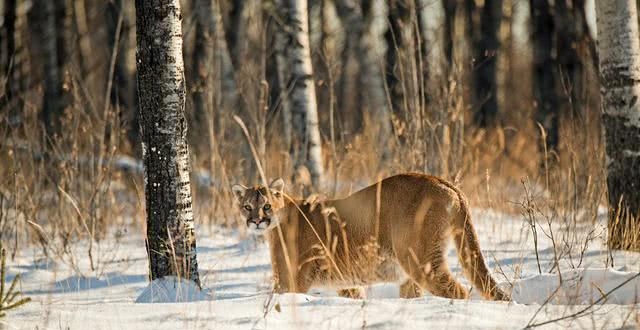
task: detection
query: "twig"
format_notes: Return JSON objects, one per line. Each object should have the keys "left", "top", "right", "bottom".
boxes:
{"left": 524, "top": 283, "right": 563, "bottom": 328}
{"left": 525, "top": 272, "right": 640, "bottom": 329}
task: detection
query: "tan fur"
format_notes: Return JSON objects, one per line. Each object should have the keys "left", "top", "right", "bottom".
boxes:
{"left": 232, "top": 173, "right": 510, "bottom": 301}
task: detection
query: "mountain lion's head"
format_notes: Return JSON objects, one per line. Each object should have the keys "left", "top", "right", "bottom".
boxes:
{"left": 231, "top": 178, "right": 285, "bottom": 234}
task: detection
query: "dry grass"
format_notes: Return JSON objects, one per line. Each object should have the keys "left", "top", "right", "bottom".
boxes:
{"left": 1, "top": 0, "right": 637, "bottom": 272}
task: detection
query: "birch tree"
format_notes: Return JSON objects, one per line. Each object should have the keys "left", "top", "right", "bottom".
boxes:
{"left": 278, "top": 0, "right": 325, "bottom": 188}
{"left": 274, "top": 8, "right": 293, "bottom": 153}
{"left": 595, "top": 0, "right": 640, "bottom": 250}
{"left": 135, "top": 0, "right": 200, "bottom": 284}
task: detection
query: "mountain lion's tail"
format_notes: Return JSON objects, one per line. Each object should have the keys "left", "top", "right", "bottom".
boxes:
{"left": 438, "top": 178, "right": 510, "bottom": 301}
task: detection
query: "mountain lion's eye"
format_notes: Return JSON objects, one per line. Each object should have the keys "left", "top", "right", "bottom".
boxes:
{"left": 263, "top": 204, "right": 271, "bottom": 211}
{"left": 244, "top": 205, "right": 252, "bottom": 211}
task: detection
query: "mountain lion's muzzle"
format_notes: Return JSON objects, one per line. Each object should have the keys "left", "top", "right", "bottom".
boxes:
{"left": 247, "top": 217, "right": 271, "bottom": 230}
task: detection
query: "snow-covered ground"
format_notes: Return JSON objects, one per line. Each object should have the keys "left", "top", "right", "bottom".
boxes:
{"left": 3, "top": 209, "right": 640, "bottom": 330}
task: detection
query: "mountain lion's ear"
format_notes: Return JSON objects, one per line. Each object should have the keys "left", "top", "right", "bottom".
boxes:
{"left": 269, "top": 178, "right": 285, "bottom": 196}
{"left": 231, "top": 184, "right": 247, "bottom": 201}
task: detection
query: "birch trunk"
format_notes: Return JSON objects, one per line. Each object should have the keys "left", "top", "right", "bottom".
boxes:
{"left": 274, "top": 17, "right": 293, "bottom": 153}
{"left": 135, "top": 0, "right": 200, "bottom": 284}
{"left": 280, "top": 0, "right": 325, "bottom": 189}
{"left": 595, "top": 0, "right": 640, "bottom": 250}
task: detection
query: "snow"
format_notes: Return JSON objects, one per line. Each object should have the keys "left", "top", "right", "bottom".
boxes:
{"left": 3, "top": 209, "right": 640, "bottom": 329}
{"left": 135, "top": 276, "right": 210, "bottom": 303}
{"left": 511, "top": 268, "right": 640, "bottom": 305}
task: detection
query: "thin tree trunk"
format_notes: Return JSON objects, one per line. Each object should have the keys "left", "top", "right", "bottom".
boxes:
{"left": 224, "top": 0, "right": 246, "bottom": 71}
{"left": 2, "top": 0, "right": 17, "bottom": 92}
{"left": 194, "top": 0, "right": 236, "bottom": 137}
{"left": 107, "top": 0, "right": 139, "bottom": 153}
{"left": 385, "top": 0, "right": 413, "bottom": 143}
{"left": 419, "top": 0, "right": 446, "bottom": 176}
{"left": 531, "top": 0, "right": 559, "bottom": 152}
{"left": 73, "top": 0, "right": 92, "bottom": 78}
{"left": 194, "top": 0, "right": 236, "bottom": 126}
{"left": 473, "top": 0, "right": 502, "bottom": 127}
{"left": 135, "top": 0, "right": 200, "bottom": 284}
{"left": 192, "top": 0, "right": 212, "bottom": 149}
{"left": 32, "top": 0, "right": 66, "bottom": 140}
{"left": 443, "top": 0, "right": 457, "bottom": 71}
{"left": 595, "top": 0, "right": 640, "bottom": 250}
{"left": 360, "top": 0, "right": 392, "bottom": 163}
{"left": 1, "top": 0, "right": 25, "bottom": 131}
{"left": 274, "top": 16, "right": 293, "bottom": 153}
{"left": 416, "top": 0, "right": 430, "bottom": 102}
{"left": 555, "top": 0, "right": 594, "bottom": 118}
{"left": 335, "top": 0, "right": 364, "bottom": 136}
{"left": 451, "top": 0, "right": 472, "bottom": 178}
{"left": 280, "top": 0, "right": 325, "bottom": 189}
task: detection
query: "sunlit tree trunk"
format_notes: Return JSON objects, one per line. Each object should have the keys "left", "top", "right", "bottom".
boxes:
{"left": 279, "top": 0, "right": 325, "bottom": 188}
{"left": 135, "top": 0, "right": 201, "bottom": 284}
{"left": 595, "top": 0, "right": 640, "bottom": 250}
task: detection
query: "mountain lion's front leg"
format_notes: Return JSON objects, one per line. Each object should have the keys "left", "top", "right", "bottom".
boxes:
{"left": 272, "top": 259, "right": 313, "bottom": 294}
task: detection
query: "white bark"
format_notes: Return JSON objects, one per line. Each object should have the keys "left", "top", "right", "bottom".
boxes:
{"left": 274, "top": 22, "right": 293, "bottom": 152}
{"left": 596, "top": 0, "right": 640, "bottom": 126}
{"left": 280, "top": 0, "right": 325, "bottom": 188}
{"left": 136, "top": 0, "right": 200, "bottom": 284}
{"left": 595, "top": 0, "right": 640, "bottom": 249}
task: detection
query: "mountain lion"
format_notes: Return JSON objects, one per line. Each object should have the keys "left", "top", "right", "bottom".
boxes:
{"left": 231, "top": 173, "right": 509, "bottom": 300}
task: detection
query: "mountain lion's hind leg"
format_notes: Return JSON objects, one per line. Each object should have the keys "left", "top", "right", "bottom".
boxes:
{"left": 397, "top": 246, "right": 468, "bottom": 299}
